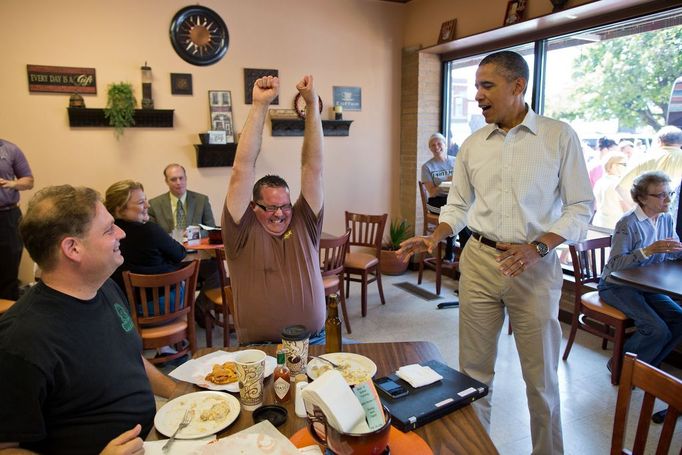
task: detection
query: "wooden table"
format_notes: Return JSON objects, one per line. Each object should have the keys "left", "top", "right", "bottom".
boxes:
{"left": 150, "top": 341, "right": 498, "bottom": 454}
{"left": 609, "top": 260, "right": 682, "bottom": 299}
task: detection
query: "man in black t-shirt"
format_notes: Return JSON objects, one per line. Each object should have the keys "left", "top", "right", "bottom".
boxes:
{"left": 0, "top": 185, "right": 179, "bottom": 455}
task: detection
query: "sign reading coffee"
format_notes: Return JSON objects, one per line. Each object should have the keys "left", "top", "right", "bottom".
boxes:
{"left": 27, "top": 65, "right": 97, "bottom": 94}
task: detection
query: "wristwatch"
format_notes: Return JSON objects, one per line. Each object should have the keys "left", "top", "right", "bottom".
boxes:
{"left": 531, "top": 240, "right": 549, "bottom": 257}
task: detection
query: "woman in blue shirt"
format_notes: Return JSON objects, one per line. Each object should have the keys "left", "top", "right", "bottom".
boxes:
{"left": 599, "top": 170, "right": 682, "bottom": 368}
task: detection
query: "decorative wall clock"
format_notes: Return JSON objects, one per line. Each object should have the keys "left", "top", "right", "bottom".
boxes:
{"left": 169, "top": 5, "right": 228, "bottom": 66}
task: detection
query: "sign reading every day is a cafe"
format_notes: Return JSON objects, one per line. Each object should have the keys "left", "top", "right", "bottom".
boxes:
{"left": 27, "top": 64, "right": 97, "bottom": 94}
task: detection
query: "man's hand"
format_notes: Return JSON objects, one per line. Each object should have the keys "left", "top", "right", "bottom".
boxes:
{"left": 396, "top": 236, "right": 437, "bottom": 262}
{"left": 496, "top": 242, "right": 540, "bottom": 277}
{"left": 0, "top": 178, "right": 13, "bottom": 189}
{"left": 252, "top": 76, "right": 279, "bottom": 106}
{"left": 296, "top": 75, "right": 317, "bottom": 106}
{"left": 643, "top": 238, "right": 682, "bottom": 256}
{"left": 99, "top": 424, "right": 143, "bottom": 455}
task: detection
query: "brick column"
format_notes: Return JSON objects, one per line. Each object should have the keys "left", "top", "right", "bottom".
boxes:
{"left": 400, "top": 48, "right": 442, "bottom": 238}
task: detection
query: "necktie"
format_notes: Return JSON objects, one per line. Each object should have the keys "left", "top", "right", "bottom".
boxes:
{"left": 176, "top": 200, "right": 186, "bottom": 231}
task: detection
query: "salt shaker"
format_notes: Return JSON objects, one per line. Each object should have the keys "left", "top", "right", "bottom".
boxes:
{"left": 295, "top": 380, "right": 309, "bottom": 418}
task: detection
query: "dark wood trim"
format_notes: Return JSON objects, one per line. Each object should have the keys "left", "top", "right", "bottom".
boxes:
{"left": 421, "top": 0, "right": 679, "bottom": 61}
{"left": 194, "top": 143, "right": 237, "bottom": 168}
{"left": 270, "top": 119, "right": 353, "bottom": 137}
{"left": 67, "top": 108, "right": 174, "bottom": 128}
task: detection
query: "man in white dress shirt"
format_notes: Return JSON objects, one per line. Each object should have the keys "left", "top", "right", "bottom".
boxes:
{"left": 399, "top": 51, "right": 594, "bottom": 454}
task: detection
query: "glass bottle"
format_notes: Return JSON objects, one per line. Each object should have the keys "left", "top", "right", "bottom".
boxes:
{"left": 273, "top": 348, "right": 291, "bottom": 403}
{"left": 325, "top": 294, "right": 342, "bottom": 353}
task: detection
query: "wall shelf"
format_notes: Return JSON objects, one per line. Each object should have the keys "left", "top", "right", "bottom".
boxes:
{"left": 67, "top": 108, "right": 174, "bottom": 128}
{"left": 194, "top": 143, "right": 237, "bottom": 168}
{"left": 270, "top": 119, "right": 353, "bottom": 137}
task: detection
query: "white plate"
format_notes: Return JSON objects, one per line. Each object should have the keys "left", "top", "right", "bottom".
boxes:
{"left": 307, "top": 353, "right": 377, "bottom": 386}
{"left": 175, "top": 350, "right": 276, "bottom": 393}
{"left": 154, "top": 391, "right": 240, "bottom": 439}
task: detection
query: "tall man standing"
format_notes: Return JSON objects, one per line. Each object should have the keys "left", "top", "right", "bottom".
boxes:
{"left": 0, "top": 139, "right": 34, "bottom": 300}
{"left": 0, "top": 185, "right": 178, "bottom": 454}
{"left": 399, "top": 51, "right": 594, "bottom": 454}
{"left": 148, "top": 163, "right": 215, "bottom": 233}
{"left": 222, "top": 75, "right": 325, "bottom": 344}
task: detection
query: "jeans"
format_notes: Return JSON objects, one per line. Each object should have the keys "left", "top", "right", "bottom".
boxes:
{"left": 599, "top": 284, "right": 682, "bottom": 367}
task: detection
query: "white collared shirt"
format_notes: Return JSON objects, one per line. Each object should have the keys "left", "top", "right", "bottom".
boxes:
{"left": 439, "top": 107, "right": 594, "bottom": 243}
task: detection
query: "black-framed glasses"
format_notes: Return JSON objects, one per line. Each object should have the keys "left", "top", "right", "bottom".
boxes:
{"left": 254, "top": 201, "right": 293, "bottom": 213}
{"left": 647, "top": 191, "right": 675, "bottom": 200}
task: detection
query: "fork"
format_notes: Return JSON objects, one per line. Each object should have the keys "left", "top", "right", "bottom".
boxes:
{"left": 162, "top": 409, "right": 192, "bottom": 452}
{"left": 309, "top": 355, "right": 340, "bottom": 369}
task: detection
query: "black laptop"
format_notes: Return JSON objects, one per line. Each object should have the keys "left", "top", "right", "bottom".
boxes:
{"left": 376, "top": 359, "right": 488, "bottom": 432}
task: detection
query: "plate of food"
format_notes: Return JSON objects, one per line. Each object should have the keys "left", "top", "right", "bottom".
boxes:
{"left": 307, "top": 353, "right": 377, "bottom": 386}
{"left": 169, "top": 350, "right": 276, "bottom": 393}
{"left": 154, "top": 391, "right": 240, "bottom": 439}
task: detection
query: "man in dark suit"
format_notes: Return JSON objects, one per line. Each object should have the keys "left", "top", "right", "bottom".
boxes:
{"left": 148, "top": 163, "right": 215, "bottom": 233}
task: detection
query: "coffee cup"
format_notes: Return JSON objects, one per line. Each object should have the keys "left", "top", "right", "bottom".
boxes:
{"left": 234, "top": 349, "right": 267, "bottom": 411}
{"left": 281, "top": 325, "right": 310, "bottom": 377}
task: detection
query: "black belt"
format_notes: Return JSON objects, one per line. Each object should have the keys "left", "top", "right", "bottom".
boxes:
{"left": 471, "top": 231, "right": 500, "bottom": 249}
{"left": 0, "top": 204, "right": 18, "bottom": 212}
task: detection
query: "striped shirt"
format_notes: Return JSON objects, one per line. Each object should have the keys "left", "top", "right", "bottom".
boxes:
{"left": 439, "top": 107, "right": 594, "bottom": 244}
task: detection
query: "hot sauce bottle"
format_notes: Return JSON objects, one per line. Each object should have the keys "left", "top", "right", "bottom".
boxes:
{"left": 273, "top": 347, "right": 291, "bottom": 404}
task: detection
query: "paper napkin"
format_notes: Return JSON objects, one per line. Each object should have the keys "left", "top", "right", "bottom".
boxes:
{"left": 396, "top": 364, "right": 443, "bottom": 388}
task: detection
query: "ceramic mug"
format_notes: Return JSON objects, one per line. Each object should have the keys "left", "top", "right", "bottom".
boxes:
{"left": 234, "top": 349, "right": 267, "bottom": 411}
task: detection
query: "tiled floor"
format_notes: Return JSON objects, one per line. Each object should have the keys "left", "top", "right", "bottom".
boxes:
{"left": 188, "top": 268, "right": 682, "bottom": 455}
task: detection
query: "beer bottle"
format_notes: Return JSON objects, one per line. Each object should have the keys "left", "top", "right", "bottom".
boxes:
{"left": 273, "top": 348, "right": 291, "bottom": 403}
{"left": 325, "top": 294, "right": 342, "bottom": 353}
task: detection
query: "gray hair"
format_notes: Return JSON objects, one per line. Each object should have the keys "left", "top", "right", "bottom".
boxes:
{"left": 429, "top": 133, "right": 446, "bottom": 145}
{"left": 631, "top": 170, "right": 671, "bottom": 207}
{"left": 656, "top": 126, "right": 682, "bottom": 146}
{"left": 480, "top": 51, "right": 529, "bottom": 93}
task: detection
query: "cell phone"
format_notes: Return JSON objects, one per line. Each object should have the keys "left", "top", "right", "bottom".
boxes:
{"left": 374, "top": 376, "right": 409, "bottom": 399}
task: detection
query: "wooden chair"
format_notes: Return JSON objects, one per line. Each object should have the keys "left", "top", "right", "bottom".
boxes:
{"left": 320, "top": 230, "right": 352, "bottom": 334}
{"left": 0, "top": 299, "right": 15, "bottom": 316}
{"left": 344, "top": 211, "right": 387, "bottom": 317}
{"left": 122, "top": 260, "right": 199, "bottom": 365}
{"left": 563, "top": 236, "right": 634, "bottom": 384}
{"left": 203, "top": 249, "right": 236, "bottom": 348}
{"left": 417, "top": 181, "right": 458, "bottom": 295}
{"left": 611, "top": 353, "right": 682, "bottom": 455}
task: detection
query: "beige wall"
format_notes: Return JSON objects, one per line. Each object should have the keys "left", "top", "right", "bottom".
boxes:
{"left": 403, "top": 0, "right": 594, "bottom": 49}
{"left": 0, "top": 0, "right": 405, "bottom": 284}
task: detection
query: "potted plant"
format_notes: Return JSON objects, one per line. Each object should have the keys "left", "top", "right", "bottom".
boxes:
{"left": 104, "top": 82, "right": 136, "bottom": 138}
{"left": 380, "top": 218, "right": 412, "bottom": 275}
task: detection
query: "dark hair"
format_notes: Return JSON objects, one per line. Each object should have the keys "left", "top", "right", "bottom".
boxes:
{"left": 656, "top": 126, "right": 682, "bottom": 146}
{"left": 20, "top": 185, "right": 100, "bottom": 271}
{"left": 163, "top": 163, "right": 186, "bottom": 179}
{"left": 598, "top": 137, "right": 617, "bottom": 150}
{"left": 631, "top": 170, "right": 671, "bottom": 207}
{"left": 104, "top": 180, "right": 145, "bottom": 219}
{"left": 480, "top": 51, "right": 529, "bottom": 90}
{"left": 252, "top": 175, "right": 290, "bottom": 201}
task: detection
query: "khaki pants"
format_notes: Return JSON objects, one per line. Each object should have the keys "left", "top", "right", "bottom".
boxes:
{"left": 459, "top": 235, "right": 564, "bottom": 455}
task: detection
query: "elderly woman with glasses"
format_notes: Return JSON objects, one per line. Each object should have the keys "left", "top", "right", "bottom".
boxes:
{"left": 598, "top": 170, "right": 682, "bottom": 371}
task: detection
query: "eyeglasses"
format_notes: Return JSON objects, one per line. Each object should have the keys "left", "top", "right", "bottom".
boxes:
{"left": 647, "top": 191, "right": 675, "bottom": 200}
{"left": 254, "top": 201, "right": 293, "bottom": 213}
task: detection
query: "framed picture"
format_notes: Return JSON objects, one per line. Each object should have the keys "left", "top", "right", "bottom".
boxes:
{"left": 208, "top": 130, "right": 227, "bottom": 145}
{"left": 437, "top": 19, "right": 457, "bottom": 44}
{"left": 208, "top": 90, "right": 235, "bottom": 142}
{"left": 170, "top": 73, "right": 192, "bottom": 95}
{"left": 332, "top": 86, "right": 361, "bottom": 111}
{"left": 244, "top": 68, "right": 279, "bottom": 105}
{"left": 504, "top": 0, "right": 526, "bottom": 26}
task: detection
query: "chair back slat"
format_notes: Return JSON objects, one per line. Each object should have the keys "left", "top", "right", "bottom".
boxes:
{"left": 344, "top": 211, "right": 387, "bottom": 256}
{"left": 611, "top": 353, "right": 682, "bottom": 454}
{"left": 569, "top": 236, "right": 611, "bottom": 286}
{"left": 320, "top": 230, "right": 351, "bottom": 277}
{"left": 122, "top": 261, "right": 199, "bottom": 328}
{"left": 418, "top": 181, "right": 439, "bottom": 236}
